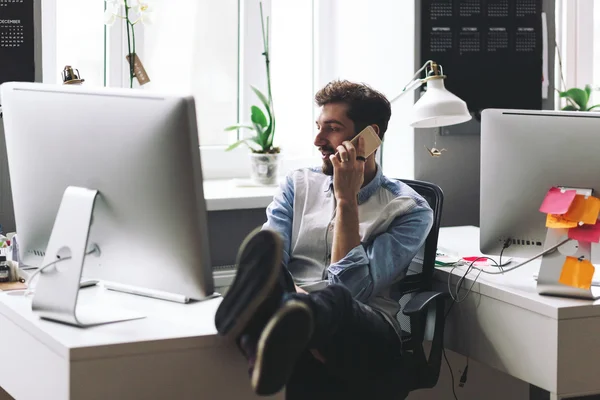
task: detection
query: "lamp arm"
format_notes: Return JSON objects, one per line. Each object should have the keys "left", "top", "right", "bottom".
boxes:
{"left": 389, "top": 60, "right": 433, "bottom": 104}
{"left": 389, "top": 79, "right": 424, "bottom": 104}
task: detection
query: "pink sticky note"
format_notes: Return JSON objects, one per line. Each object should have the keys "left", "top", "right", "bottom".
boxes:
{"left": 539, "top": 187, "right": 577, "bottom": 214}
{"left": 568, "top": 221, "right": 600, "bottom": 243}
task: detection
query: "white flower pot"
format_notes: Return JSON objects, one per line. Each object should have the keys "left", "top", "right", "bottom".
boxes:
{"left": 250, "top": 153, "right": 280, "bottom": 185}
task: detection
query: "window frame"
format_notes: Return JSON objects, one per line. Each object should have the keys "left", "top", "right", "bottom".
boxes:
{"left": 43, "top": 0, "right": 319, "bottom": 180}
{"left": 555, "top": 0, "right": 594, "bottom": 107}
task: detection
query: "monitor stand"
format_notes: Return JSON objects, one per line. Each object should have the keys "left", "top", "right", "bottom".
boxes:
{"left": 537, "top": 228, "right": 600, "bottom": 300}
{"left": 31, "top": 186, "right": 145, "bottom": 327}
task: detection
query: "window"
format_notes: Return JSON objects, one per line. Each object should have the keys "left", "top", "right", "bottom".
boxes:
{"left": 44, "top": 0, "right": 416, "bottom": 179}
{"left": 141, "top": 0, "right": 238, "bottom": 147}
{"left": 54, "top": 1, "right": 105, "bottom": 86}
{"left": 555, "top": 0, "right": 596, "bottom": 108}
{"left": 315, "top": 0, "right": 416, "bottom": 179}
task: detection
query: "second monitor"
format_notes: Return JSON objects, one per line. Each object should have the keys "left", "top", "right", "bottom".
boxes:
{"left": 1, "top": 82, "right": 214, "bottom": 325}
{"left": 480, "top": 109, "right": 600, "bottom": 259}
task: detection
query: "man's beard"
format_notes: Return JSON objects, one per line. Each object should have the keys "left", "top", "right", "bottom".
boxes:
{"left": 321, "top": 158, "right": 333, "bottom": 176}
{"left": 319, "top": 146, "right": 335, "bottom": 175}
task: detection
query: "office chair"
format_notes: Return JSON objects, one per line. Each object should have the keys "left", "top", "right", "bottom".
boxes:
{"left": 392, "top": 179, "right": 448, "bottom": 392}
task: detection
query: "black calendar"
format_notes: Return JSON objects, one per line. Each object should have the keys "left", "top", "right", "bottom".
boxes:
{"left": 0, "top": 0, "right": 34, "bottom": 85}
{"left": 420, "top": 0, "right": 542, "bottom": 112}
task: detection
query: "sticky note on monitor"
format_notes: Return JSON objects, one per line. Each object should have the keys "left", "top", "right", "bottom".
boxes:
{"left": 558, "top": 256, "right": 595, "bottom": 290}
{"left": 564, "top": 195, "right": 600, "bottom": 225}
{"left": 539, "top": 187, "right": 577, "bottom": 214}
{"left": 546, "top": 214, "right": 578, "bottom": 229}
{"left": 568, "top": 221, "right": 600, "bottom": 243}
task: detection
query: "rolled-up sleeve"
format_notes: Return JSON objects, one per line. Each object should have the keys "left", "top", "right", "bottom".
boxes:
{"left": 327, "top": 205, "right": 433, "bottom": 302}
{"left": 262, "top": 174, "right": 294, "bottom": 267}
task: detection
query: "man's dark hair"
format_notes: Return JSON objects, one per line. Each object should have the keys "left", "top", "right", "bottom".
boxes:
{"left": 315, "top": 80, "right": 392, "bottom": 139}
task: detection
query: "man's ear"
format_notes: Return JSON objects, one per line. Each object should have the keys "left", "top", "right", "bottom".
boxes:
{"left": 371, "top": 124, "right": 381, "bottom": 139}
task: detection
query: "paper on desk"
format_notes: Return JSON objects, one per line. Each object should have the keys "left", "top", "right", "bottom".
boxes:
{"left": 564, "top": 195, "right": 600, "bottom": 225}
{"left": 546, "top": 214, "right": 578, "bottom": 229}
{"left": 539, "top": 187, "right": 577, "bottom": 214}
{"left": 568, "top": 221, "right": 600, "bottom": 243}
{"left": 558, "top": 256, "right": 594, "bottom": 290}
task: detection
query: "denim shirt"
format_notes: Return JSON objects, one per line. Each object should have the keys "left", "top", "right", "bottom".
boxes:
{"left": 262, "top": 166, "right": 433, "bottom": 333}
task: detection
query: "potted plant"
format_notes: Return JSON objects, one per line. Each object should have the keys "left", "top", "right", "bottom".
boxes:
{"left": 558, "top": 85, "right": 600, "bottom": 111}
{"left": 224, "top": 3, "right": 279, "bottom": 186}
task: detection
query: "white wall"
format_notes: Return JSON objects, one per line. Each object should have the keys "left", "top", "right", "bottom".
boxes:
{"left": 317, "top": 0, "right": 416, "bottom": 179}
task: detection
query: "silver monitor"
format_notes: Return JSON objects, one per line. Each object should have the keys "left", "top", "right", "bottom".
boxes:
{"left": 480, "top": 109, "right": 600, "bottom": 258}
{"left": 1, "top": 82, "right": 213, "bottom": 325}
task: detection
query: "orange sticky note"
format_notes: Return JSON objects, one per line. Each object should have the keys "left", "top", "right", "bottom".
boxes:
{"left": 546, "top": 214, "right": 578, "bottom": 228}
{"left": 558, "top": 256, "right": 595, "bottom": 290}
{"left": 564, "top": 195, "right": 600, "bottom": 225}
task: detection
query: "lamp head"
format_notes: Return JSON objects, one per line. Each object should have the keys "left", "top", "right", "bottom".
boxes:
{"left": 409, "top": 61, "right": 472, "bottom": 128}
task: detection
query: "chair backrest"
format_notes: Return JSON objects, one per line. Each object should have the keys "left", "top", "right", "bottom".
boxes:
{"left": 391, "top": 179, "right": 444, "bottom": 332}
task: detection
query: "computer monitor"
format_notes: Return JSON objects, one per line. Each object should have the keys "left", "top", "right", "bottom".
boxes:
{"left": 480, "top": 109, "right": 600, "bottom": 259}
{"left": 1, "top": 82, "right": 214, "bottom": 325}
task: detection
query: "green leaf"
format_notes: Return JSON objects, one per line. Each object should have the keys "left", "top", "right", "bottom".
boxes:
{"left": 585, "top": 84, "right": 592, "bottom": 99}
{"left": 251, "top": 86, "right": 271, "bottom": 111}
{"left": 562, "top": 105, "right": 579, "bottom": 111}
{"left": 587, "top": 104, "right": 600, "bottom": 111}
{"left": 563, "top": 88, "right": 589, "bottom": 110}
{"left": 225, "top": 139, "right": 247, "bottom": 151}
{"left": 253, "top": 122, "right": 266, "bottom": 148}
{"left": 224, "top": 124, "right": 254, "bottom": 131}
{"left": 248, "top": 135, "right": 262, "bottom": 147}
{"left": 250, "top": 85, "right": 274, "bottom": 150}
{"left": 250, "top": 105, "right": 268, "bottom": 128}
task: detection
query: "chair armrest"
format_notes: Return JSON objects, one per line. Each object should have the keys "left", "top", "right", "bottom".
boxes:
{"left": 402, "top": 291, "right": 449, "bottom": 316}
{"left": 400, "top": 290, "right": 450, "bottom": 390}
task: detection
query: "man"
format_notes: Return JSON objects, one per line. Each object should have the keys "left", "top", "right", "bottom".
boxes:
{"left": 215, "top": 80, "right": 433, "bottom": 399}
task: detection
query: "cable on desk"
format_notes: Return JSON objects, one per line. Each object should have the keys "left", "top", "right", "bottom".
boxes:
{"left": 442, "top": 346, "right": 459, "bottom": 400}
{"left": 23, "top": 247, "right": 99, "bottom": 295}
{"left": 498, "top": 237, "right": 512, "bottom": 273}
{"left": 441, "top": 238, "right": 572, "bottom": 396}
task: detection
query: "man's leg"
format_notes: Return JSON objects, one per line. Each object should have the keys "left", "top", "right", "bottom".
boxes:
{"left": 214, "top": 229, "right": 313, "bottom": 396}
{"left": 215, "top": 229, "right": 287, "bottom": 338}
{"left": 284, "top": 284, "right": 409, "bottom": 399}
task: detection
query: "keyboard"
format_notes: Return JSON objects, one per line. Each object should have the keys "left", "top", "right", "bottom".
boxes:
{"left": 213, "top": 264, "right": 237, "bottom": 288}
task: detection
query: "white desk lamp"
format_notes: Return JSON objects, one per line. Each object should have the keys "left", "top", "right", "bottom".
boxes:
{"left": 391, "top": 60, "right": 471, "bottom": 128}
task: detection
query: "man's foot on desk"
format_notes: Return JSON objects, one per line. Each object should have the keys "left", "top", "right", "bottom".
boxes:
{"left": 252, "top": 299, "right": 314, "bottom": 395}
{"left": 214, "top": 229, "right": 283, "bottom": 339}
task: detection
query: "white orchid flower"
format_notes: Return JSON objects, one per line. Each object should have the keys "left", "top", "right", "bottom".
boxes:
{"left": 132, "top": 0, "right": 155, "bottom": 25}
{"left": 103, "top": 3, "right": 119, "bottom": 26}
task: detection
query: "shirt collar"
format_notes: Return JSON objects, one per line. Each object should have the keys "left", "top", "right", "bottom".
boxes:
{"left": 325, "top": 164, "right": 383, "bottom": 205}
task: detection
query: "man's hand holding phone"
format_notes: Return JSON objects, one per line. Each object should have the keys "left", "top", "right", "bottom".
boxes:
{"left": 329, "top": 125, "right": 381, "bottom": 202}
{"left": 329, "top": 135, "right": 366, "bottom": 203}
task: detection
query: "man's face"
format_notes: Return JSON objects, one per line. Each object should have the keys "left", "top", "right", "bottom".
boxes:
{"left": 314, "top": 103, "right": 356, "bottom": 176}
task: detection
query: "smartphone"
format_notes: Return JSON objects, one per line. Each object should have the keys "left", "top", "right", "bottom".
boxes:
{"left": 350, "top": 125, "right": 382, "bottom": 158}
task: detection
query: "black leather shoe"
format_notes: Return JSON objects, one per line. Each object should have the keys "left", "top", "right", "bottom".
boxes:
{"left": 214, "top": 229, "right": 283, "bottom": 339}
{"left": 252, "top": 299, "right": 314, "bottom": 396}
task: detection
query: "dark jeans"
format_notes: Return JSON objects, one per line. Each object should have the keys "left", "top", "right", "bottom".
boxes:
{"left": 277, "top": 268, "right": 409, "bottom": 400}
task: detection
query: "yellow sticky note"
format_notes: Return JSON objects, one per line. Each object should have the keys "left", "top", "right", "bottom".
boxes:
{"left": 564, "top": 195, "right": 600, "bottom": 225}
{"left": 546, "top": 214, "right": 578, "bottom": 228}
{"left": 559, "top": 256, "right": 595, "bottom": 290}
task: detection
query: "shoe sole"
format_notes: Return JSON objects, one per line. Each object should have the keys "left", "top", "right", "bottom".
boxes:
{"left": 214, "top": 229, "right": 282, "bottom": 338}
{"left": 252, "top": 300, "right": 314, "bottom": 396}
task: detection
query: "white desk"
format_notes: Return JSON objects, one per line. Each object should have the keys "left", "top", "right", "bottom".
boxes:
{"left": 0, "top": 287, "right": 282, "bottom": 400}
{"left": 435, "top": 226, "right": 600, "bottom": 400}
